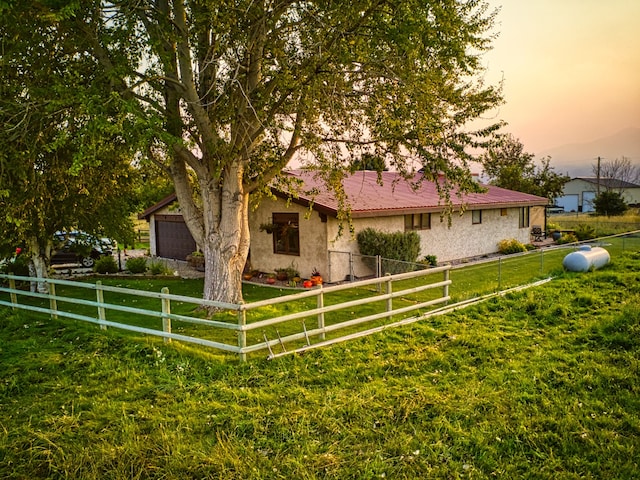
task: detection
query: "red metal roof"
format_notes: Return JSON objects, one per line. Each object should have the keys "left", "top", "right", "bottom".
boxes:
{"left": 283, "top": 169, "right": 548, "bottom": 218}
{"left": 139, "top": 170, "right": 549, "bottom": 221}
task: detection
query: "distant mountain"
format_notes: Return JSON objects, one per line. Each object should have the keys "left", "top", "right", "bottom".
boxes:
{"left": 538, "top": 127, "right": 640, "bottom": 177}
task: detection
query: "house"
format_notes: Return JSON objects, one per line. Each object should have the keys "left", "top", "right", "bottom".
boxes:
{"left": 555, "top": 177, "right": 640, "bottom": 212}
{"left": 140, "top": 170, "right": 548, "bottom": 283}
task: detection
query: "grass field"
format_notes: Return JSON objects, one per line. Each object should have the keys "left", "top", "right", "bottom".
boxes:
{"left": 1, "top": 248, "right": 639, "bottom": 478}
{"left": 551, "top": 209, "right": 640, "bottom": 236}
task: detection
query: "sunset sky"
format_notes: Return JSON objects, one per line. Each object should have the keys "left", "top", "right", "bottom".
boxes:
{"left": 480, "top": 0, "right": 640, "bottom": 155}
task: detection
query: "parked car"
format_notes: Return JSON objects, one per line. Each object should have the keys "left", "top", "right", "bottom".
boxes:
{"left": 51, "top": 231, "right": 115, "bottom": 268}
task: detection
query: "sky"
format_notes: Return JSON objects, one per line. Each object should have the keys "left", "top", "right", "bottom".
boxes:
{"left": 479, "top": 0, "right": 640, "bottom": 155}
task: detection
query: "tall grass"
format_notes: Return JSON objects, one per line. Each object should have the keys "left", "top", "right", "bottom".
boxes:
{"left": 1, "top": 250, "right": 639, "bottom": 478}
{"left": 552, "top": 209, "right": 640, "bottom": 235}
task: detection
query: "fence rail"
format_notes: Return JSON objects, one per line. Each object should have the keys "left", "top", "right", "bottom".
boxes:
{"left": 0, "top": 265, "right": 451, "bottom": 361}
{"left": 3, "top": 230, "right": 638, "bottom": 360}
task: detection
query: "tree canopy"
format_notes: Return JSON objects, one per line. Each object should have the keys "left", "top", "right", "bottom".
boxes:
{"left": 1, "top": 0, "right": 504, "bottom": 303}
{"left": 480, "top": 134, "right": 569, "bottom": 201}
{"left": 593, "top": 191, "right": 628, "bottom": 217}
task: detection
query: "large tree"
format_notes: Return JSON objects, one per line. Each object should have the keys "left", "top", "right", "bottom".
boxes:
{"left": 592, "top": 156, "right": 640, "bottom": 192}
{"left": 0, "top": 4, "right": 140, "bottom": 285}
{"left": 3, "top": 0, "right": 503, "bottom": 304}
{"left": 480, "top": 134, "right": 569, "bottom": 201}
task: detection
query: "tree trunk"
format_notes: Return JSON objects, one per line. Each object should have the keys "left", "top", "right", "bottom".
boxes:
{"left": 175, "top": 159, "right": 250, "bottom": 306}
{"left": 27, "top": 237, "right": 49, "bottom": 294}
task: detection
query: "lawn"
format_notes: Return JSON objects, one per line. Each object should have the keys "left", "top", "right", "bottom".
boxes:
{"left": 1, "top": 250, "right": 639, "bottom": 478}
{"left": 551, "top": 209, "right": 640, "bottom": 236}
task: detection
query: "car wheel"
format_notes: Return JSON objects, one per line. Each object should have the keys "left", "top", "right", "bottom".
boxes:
{"left": 81, "top": 257, "right": 95, "bottom": 268}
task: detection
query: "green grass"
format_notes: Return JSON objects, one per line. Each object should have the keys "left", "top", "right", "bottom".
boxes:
{"left": 3, "top": 237, "right": 639, "bottom": 360}
{"left": 1, "top": 250, "right": 639, "bottom": 478}
{"left": 552, "top": 209, "right": 640, "bottom": 236}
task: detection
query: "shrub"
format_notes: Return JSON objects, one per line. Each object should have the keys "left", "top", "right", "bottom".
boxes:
{"left": 126, "top": 256, "right": 148, "bottom": 274}
{"left": 546, "top": 222, "right": 560, "bottom": 232}
{"left": 356, "top": 228, "right": 420, "bottom": 263}
{"left": 497, "top": 239, "right": 527, "bottom": 254}
{"left": 149, "top": 260, "right": 170, "bottom": 276}
{"left": 573, "top": 224, "right": 597, "bottom": 241}
{"left": 94, "top": 255, "right": 118, "bottom": 274}
{"left": 422, "top": 255, "right": 438, "bottom": 266}
{"left": 556, "top": 233, "right": 579, "bottom": 244}
{"left": 0, "top": 254, "right": 31, "bottom": 276}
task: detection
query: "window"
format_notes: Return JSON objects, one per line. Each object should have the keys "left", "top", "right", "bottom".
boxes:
{"left": 272, "top": 213, "right": 300, "bottom": 255}
{"left": 519, "top": 207, "right": 530, "bottom": 228}
{"left": 472, "top": 210, "right": 482, "bottom": 225}
{"left": 500, "top": 208, "right": 508, "bottom": 216}
{"left": 404, "top": 213, "right": 431, "bottom": 231}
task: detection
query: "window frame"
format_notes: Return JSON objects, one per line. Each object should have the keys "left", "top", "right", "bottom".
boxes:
{"left": 519, "top": 207, "right": 530, "bottom": 228}
{"left": 404, "top": 213, "right": 431, "bottom": 231}
{"left": 272, "top": 212, "right": 300, "bottom": 256}
{"left": 472, "top": 210, "right": 482, "bottom": 225}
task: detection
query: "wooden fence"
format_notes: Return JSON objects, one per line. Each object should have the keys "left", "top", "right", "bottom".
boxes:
{"left": 0, "top": 265, "right": 451, "bottom": 361}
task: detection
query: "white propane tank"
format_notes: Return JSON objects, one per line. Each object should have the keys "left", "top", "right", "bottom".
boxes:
{"left": 562, "top": 246, "right": 610, "bottom": 272}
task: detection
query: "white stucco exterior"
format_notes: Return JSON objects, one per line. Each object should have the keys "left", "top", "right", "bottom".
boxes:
{"left": 249, "top": 196, "right": 545, "bottom": 283}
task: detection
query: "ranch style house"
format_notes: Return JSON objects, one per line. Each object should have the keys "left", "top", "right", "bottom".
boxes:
{"left": 140, "top": 169, "right": 548, "bottom": 282}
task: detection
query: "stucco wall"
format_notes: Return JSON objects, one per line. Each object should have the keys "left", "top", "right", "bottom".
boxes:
{"left": 249, "top": 197, "right": 329, "bottom": 279}
{"left": 249, "top": 197, "right": 540, "bottom": 282}
{"left": 327, "top": 207, "right": 534, "bottom": 278}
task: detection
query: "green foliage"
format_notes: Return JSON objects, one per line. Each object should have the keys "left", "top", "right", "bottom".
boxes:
{"left": 93, "top": 256, "right": 118, "bottom": 274}
{"left": 1, "top": 252, "right": 639, "bottom": 478}
{"left": 546, "top": 222, "right": 560, "bottom": 232}
{"left": 481, "top": 134, "right": 569, "bottom": 200}
{"left": 356, "top": 228, "right": 421, "bottom": 263}
{"left": 497, "top": 238, "right": 527, "bottom": 254}
{"left": 149, "top": 260, "right": 171, "bottom": 276}
{"left": 0, "top": 0, "right": 504, "bottom": 304}
{"left": 593, "top": 191, "right": 628, "bottom": 217}
{"left": 556, "top": 232, "right": 579, "bottom": 244}
{"left": 125, "top": 257, "right": 148, "bottom": 274}
{"left": 0, "top": 4, "right": 139, "bottom": 266}
{"left": 0, "top": 254, "right": 30, "bottom": 276}
{"left": 350, "top": 153, "right": 388, "bottom": 173}
{"left": 573, "top": 224, "right": 597, "bottom": 241}
{"left": 422, "top": 255, "right": 438, "bottom": 266}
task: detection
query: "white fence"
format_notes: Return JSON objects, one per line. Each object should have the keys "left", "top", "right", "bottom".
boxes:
{"left": 0, "top": 265, "right": 451, "bottom": 361}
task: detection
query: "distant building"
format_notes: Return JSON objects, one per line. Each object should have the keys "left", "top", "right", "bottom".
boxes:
{"left": 555, "top": 177, "right": 640, "bottom": 212}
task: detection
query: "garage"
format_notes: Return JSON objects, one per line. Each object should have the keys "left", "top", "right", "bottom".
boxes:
{"left": 154, "top": 214, "right": 196, "bottom": 260}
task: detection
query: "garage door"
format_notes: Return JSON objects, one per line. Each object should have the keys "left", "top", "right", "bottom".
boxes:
{"left": 582, "top": 191, "right": 596, "bottom": 212}
{"left": 155, "top": 215, "right": 197, "bottom": 260}
{"left": 556, "top": 194, "right": 579, "bottom": 213}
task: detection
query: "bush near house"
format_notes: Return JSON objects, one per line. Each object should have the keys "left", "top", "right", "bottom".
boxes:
{"left": 125, "top": 256, "right": 148, "bottom": 274}
{"left": 356, "top": 228, "right": 421, "bottom": 263}
{"left": 497, "top": 238, "right": 528, "bottom": 254}
{"left": 93, "top": 256, "right": 118, "bottom": 274}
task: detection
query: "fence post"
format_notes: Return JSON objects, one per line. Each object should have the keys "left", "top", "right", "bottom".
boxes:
{"left": 317, "top": 287, "right": 325, "bottom": 340}
{"left": 238, "top": 308, "right": 247, "bottom": 362}
{"left": 349, "top": 252, "right": 354, "bottom": 282}
{"left": 497, "top": 258, "right": 502, "bottom": 291}
{"left": 96, "top": 280, "right": 107, "bottom": 330}
{"left": 385, "top": 274, "right": 393, "bottom": 319}
{"left": 443, "top": 267, "right": 450, "bottom": 302}
{"left": 9, "top": 278, "right": 17, "bottom": 310}
{"left": 161, "top": 287, "right": 171, "bottom": 343}
{"left": 48, "top": 282, "right": 58, "bottom": 320}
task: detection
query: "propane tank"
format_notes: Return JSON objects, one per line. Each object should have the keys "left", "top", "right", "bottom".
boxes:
{"left": 562, "top": 246, "right": 610, "bottom": 272}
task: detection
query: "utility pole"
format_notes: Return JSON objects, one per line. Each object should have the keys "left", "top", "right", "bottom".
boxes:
{"left": 596, "top": 156, "right": 601, "bottom": 196}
